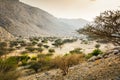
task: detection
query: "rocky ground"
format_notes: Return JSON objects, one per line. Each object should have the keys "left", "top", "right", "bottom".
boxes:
{"left": 18, "top": 46, "right": 120, "bottom": 80}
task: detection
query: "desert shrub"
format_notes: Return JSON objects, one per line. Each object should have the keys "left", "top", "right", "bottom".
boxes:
{"left": 43, "top": 45, "right": 49, "bottom": 49}
{"left": 20, "top": 41, "right": 27, "bottom": 47}
{"left": 85, "top": 49, "right": 103, "bottom": 59}
{"left": 19, "top": 55, "right": 30, "bottom": 66}
{"left": 32, "top": 41, "right": 38, "bottom": 46}
{"left": 91, "top": 49, "right": 103, "bottom": 56}
{"left": 9, "top": 41, "right": 18, "bottom": 47}
{"left": 0, "top": 42, "right": 7, "bottom": 49}
{"left": 21, "top": 51, "right": 28, "bottom": 54}
{"left": 70, "top": 48, "right": 82, "bottom": 54}
{"left": 31, "top": 56, "right": 37, "bottom": 61}
{"left": 37, "top": 54, "right": 46, "bottom": 58}
{"left": 46, "top": 53, "right": 53, "bottom": 57}
{"left": 37, "top": 43, "right": 43, "bottom": 47}
{"left": 36, "top": 48, "right": 43, "bottom": 53}
{"left": 63, "top": 39, "right": 77, "bottom": 44}
{"left": 95, "top": 44, "right": 100, "bottom": 49}
{"left": 41, "top": 39, "right": 48, "bottom": 43}
{"left": 52, "top": 54, "right": 86, "bottom": 75}
{"left": 25, "top": 46, "right": 36, "bottom": 52}
{"left": 0, "top": 58, "right": 19, "bottom": 80}
{"left": 29, "top": 37, "right": 39, "bottom": 42}
{"left": 29, "top": 61, "right": 41, "bottom": 73}
{"left": 29, "top": 54, "right": 53, "bottom": 73}
{"left": 81, "top": 40, "right": 88, "bottom": 44}
{"left": 85, "top": 53, "right": 93, "bottom": 59}
{"left": 48, "top": 49, "right": 55, "bottom": 53}
{"left": 52, "top": 39, "right": 63, "bottom": 47}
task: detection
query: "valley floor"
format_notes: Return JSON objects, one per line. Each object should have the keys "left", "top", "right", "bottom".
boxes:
{"left": 18, "top": 48, "right": 120, "bottom": 80}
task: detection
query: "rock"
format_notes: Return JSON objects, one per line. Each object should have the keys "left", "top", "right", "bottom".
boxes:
{"left": 113, "top": 49, "right": 120, "bottom": 54}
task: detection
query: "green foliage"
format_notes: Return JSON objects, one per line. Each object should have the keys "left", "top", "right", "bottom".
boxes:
{"left": 43, "top": 45, "right": 49, "bottom": 49}
{"left": 91, "top": 49, "right": 103, "bottom": 56}
{"left": 52, "top": 39, "right": 63, "bottom": 47}
{"left": 29, "top": 37, "right": 39, "bottom": 42}
{"left": 37, "top": 43, "right": 43, "bottom": 47}
{"left": 31, "top": 56, "right": 37, "bottom": 61}
{"left": 9, "top": 41, "right": 18, "bottom": 47}
{"left": 0, "top": 42, "right": 7, "bottom": 49}
{"left": 48, "top": 49, "right": 55, "bottom": 53}
{"left": 63, "top": 39, "right": 77, "bottom": 44}
{"left": 36, "top": 48, "right": 43, "bottom": 52}
{"left": 19, "top": 55, "right": 30, "bottom": 66}
{"left": 46, "top": 53, "right": 53, "bottom": 57}
{"left": 85, "top": 53, "right": 93, "bottom": 59}
{"left": 95, "top": 44, "right": 100, "bottom": 49}
{"left": 70, "top": 48, "right": 82, "bottom": 54}
{"left": 86, "top": 49, "right": 103, "bottom": 59}
{"left": 29, "top": 54, "right": 53, "bottom": 73}
{"left": 32, "top": 41, "right": 38, "bottom": 46}
{"left": 29, "top": 61, "right": 41, "bottom": 73}
{"left": 25, "top": 46, "right": 36, "bottom": 52}
{"left": 41, "top": 39, "right": 48, "bottom": 43}
{"left": 0, "top": 58, "right": 19, "bottom": 80}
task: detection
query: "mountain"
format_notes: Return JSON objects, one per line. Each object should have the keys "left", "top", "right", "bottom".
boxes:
{"left": 59, "top": 18, "right": 89, "bottom": 29}
{"left": 0, "top": 0, "right": 88, "bottom": 39}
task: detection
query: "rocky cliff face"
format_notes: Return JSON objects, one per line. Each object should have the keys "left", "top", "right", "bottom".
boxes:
{"left": 0, "top": 0, "right": 88, "bottom": 39}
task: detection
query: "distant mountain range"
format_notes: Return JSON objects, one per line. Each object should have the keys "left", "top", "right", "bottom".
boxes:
{"left": 0, "top": 0, "right": 89, "bottom": 39}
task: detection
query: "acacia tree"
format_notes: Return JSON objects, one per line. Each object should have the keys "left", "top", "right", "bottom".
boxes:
{"left": 78, "top": 10, "right": 120, "bottom": 45}
{"left": 78, "top": 10, "right": 120, "bottom": 37}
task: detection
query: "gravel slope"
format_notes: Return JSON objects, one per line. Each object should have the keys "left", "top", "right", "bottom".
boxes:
{"left": 19, "top": 48, "right": 120, "bottom": 80}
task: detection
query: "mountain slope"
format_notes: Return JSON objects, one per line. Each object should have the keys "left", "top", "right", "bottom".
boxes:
{"left": 60, "top": 18, "right": 89, "bottom": 29}
{"left": 0, "top": 0, "right": 88, "bottom": 38}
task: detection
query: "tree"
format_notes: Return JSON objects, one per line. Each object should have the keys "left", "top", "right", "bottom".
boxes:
{"left": 78, "top": 10, "right": 120, "bottom": 44}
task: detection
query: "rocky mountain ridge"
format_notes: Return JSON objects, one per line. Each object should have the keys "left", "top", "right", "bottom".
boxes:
{"left": 0, "top": 0, "right": 88, "bottom": 39}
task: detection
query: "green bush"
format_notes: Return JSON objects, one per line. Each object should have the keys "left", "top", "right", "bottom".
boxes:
{"left": 29, "top": 61, "right": 41, "bottom": 73}
{"left": 0, "top": 58, "right": 19, "bottom": 80}
{"left": 41, "top": 39, "right": 48, "bottom": 43}
{"left": 85, "top": 53, "right": 93, "bottom": 59}
{"left": 32, "top": 41, "right": 38, "bottom": 46}
{"left": 31, "top": 56, "right": 37, "bottom": 61}
{"left": 19, "top": 55, "right": 30, "bottom": 66}
{"left": 43, "top": 45, "right": 49, "bottom": 49}
{"left": 29, "top": 54, "right": 53, "bottom": 73}
{"left": 48, "top": 49, "right": 55, "bottom": 53}
{"left": 0, "top": 42, "right": 7, "bottom": 49}
{"left": 70, "top": 48, "right": 82, "bottom": 54}
{"left": 91, "top": 49, "right": 103, "bottom": 56}
{"left": 9, "top": 41, "right": 18, "bottom": 47}
{"left": 25, "top": 47, "right": 36, "bottom": 52}
{"left": 85, "top": 49, "right": 103, "bottom": 59}
{"left": 36, "top": 48, "right": 43, "bottom": 52}
{"left": 95, "top": 44, "right": 100, "bottom": 49}
{"left": 52, "top": 39, "right": 63, "bottom": 47}
{"left": 37, "top": 43, "right": 43, "bottom": 47}
{"left": 46, "top": 53, "right": 53, "bottom": 57}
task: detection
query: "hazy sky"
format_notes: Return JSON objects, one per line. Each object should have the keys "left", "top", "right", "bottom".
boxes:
{"left": 20, "top": 0, "right": 120, "bottom": 21}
